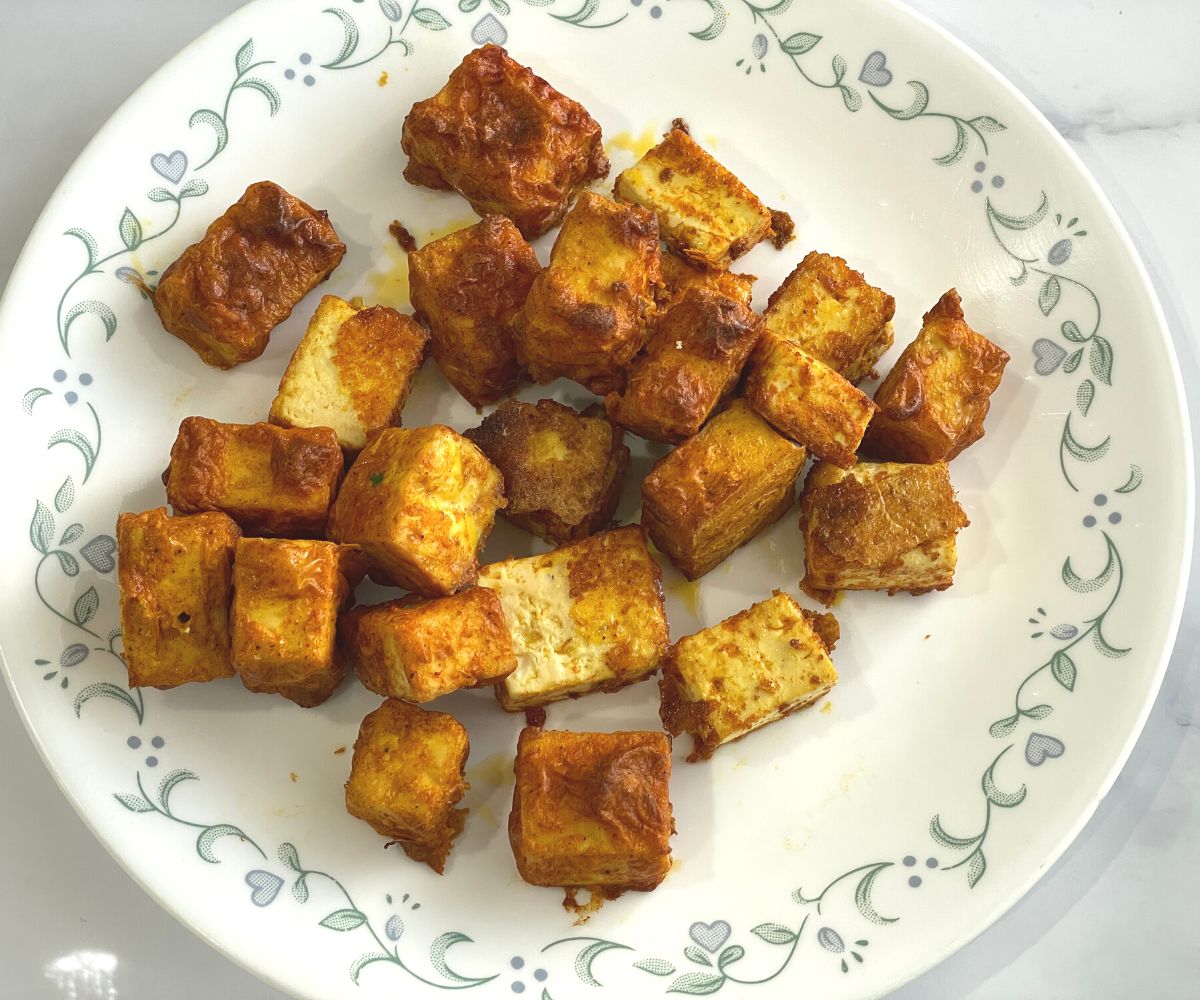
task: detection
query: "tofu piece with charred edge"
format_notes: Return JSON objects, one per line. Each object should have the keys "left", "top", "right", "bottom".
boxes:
{"left": 509, "top": 728, "right": 674, "bottom": 894}
{"left": 465, "top": 399, "right": 630, "bottom": 544}
{"left": 641, "top": 399, "right": 806, "bottom": 579}
{"left": 340, "top": 587, "right": 516, "bottom": 702}
{"left": 658, "top": 250, "right": 755, "bottom": 309}
{"left": 152, "top": 181, "right": 345, "bottom": 369}
{"left": 326, "top": 425, "right": 505, "bottom": 595}
{"left": 514, "top": 191, "right": 662, "bottom": 395}
{"left": 864, "top": 289, "right": 1010, "bottom": 463}
{"left": 798, "top": 460, "right": 969, "bottom": 602}
{"left": 408, "top": 215, "right": 539, "bottom": 408}
{"left": 401, "top": 44, "right": 609, "bottom": 239}
{"left": 269, "top": 295, "right": 428, "bottom": 452}
{"left": 164, "top": 417, "right": 344, "bottom": 537}
{"left": 478, "top": 525, "right": 669, "bottom": 711}
{"left": 345, "top": 699, "right": 469, "bottom": 874}
{"left": 659, "top": 590, "right": 839, "bottom": 761}
{"left": 117, "top": 508, "right": 240, "bottom": 689}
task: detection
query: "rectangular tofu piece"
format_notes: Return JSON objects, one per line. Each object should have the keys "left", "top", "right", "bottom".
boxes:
{"left": 659, "top": 590, "right": 838, "bottom": 761}
{"left": 345, "top": 699, "right": 469, "bottom": 874}
{"left": 478, "top": 525, "right": 669, "bottom": 711}
{"left": 509, "top": 728, "right": 674, "bottom": 893}
{"left": 764, "top": 251, "right": 896, "bottom": 384}
{"left": 401, "top": 44, "right": 609, "bottom": 238}
{"left": 340, "top": 587, "right": 516, "bottom": 702}
{"left": 465, "top": 399, "right": 629, "bottom": 544}
{"left": 642, "top": 399, "right": 806, "bottom": 579}
{"left": 659, "top": 250, "right": 755, "bottom": 309}
{"left": 152, "top": 181, "right": 345, "bottom": 368}
{"left": 327, "top": 425, "right": 505, "bottom": 594}
{"left": 117, "top": 508, "right": 240, "bottom": 689}
{"left": 865, "top": 289, "right": 1010, "bottom": 463}
{"left": 165, "top": 417, "right": 344, "bottom": 537}
{"left": 268, "top": 295, "right": 428, "bottom": 452}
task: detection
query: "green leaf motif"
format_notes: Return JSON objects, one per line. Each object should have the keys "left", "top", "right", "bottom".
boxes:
{"left": 841, "top": 85, "right": 862, "bottom": 112}
{"left": 278, "top": 842, "right": 302, "bottom": 871}
{"left": 574, "top": 940, "right": 632, "bottom": 987}
{"left": 381, "top": 0, "right": 405, "bottom": 17}
{"left": 780, "top": 32, "right": 821, "bottom": 55}
{"left": 62, "top": 300, "right": 117, "bottom": 351}
{"left": 237, "top": 78, "right": 281, "bottom": 115}
{"left": 196, "top": 823, "right": 247, "bottom": 863}
{"left": 180, "top": 178, "right": 210, "bottom": 199}
{"left": 1038, "top": 276, "right": 1061, "bottom": 316}
{"left": 966, "top": 849, "right": 987, "bottom": 888}
{"left": 319, "top": 908, "right": 368, "bottom": 932}
{"left": 458, "top": 0, "right": 480, "bottom": 9}
{"left": 55, "top": 551, "right": 80, "bottom": 577}
{"left": 988, "top": 714, "right": 1019, "bottom": 739}
{"left": 188, "top": 108, "right": 230, "bottom": 164}
{"left": 1062, "top": 348, "right": 1084, "bottom": 374}
{"left": 1115, "top": 465, "right": 1143, "bottom": 494}
{"left": 157, "top": 769, "right": 198, "bottom": 811}
{"left": 114, "top": 792, "right": 156, "bottom": 813}
{"left": 929, "top": 814, "right": 977, "bottom": 849}
{"left": 119, "top": 208, "right": 143, "bottom": 251}
{"left": 293, "top": 874, "right": 310, "bottom": 903}
{"left": 717, "top": 945, "right": 744, "bottom": 970}
{"left": 982, "top": 757, "right": 1027, "bottom": 808}
{"left": 414, "top": 7, "right": 452, "bottom": 29}
{"left": 73, "top": 587, "right": 99, "bottom": 626}
{"left": 235, "top": 38, "right": 255, "bottom": 75}
{"left": 54, "top": 476, "right": 75, "bottom": 514}
{"left": 1076, "top": 379, "right": 1095, "bottom": 417}
{"left": 971, "top": 115, "right": 1005, "bottom": 133}
{"left": 1024, "top": 703, "right": 1053, "bottom": 720}
{"left": 989, "top": 193, "right": 1049, "bottom": 230}
{"left": 755, "top": 0, "right": 794, "bottom": 13}
{"left": 934, "top": 120, "right": 968, "bottom": 166}
{"left": 1092, "top": 628, "right": 1130, "bottom": 659}
{"left": 634, "top": 958, "right": 677, "bottom": 976}
{"left": 891, "top": 80, "right": 930, "bottom": 120}
{"left": 1061, "top": 319, "right": 1086, "bottom": 343}
{"left": 684, "top": 946, "right": 712, "bottom": 967}
{"left": 30, "top": 501, "right": 54, "bottom": 554}
{"left": 74, "top": 682, "right": 141, "bottom": 721}
{"left": 350, "top": 951, "right": 392, "bottom": 984}
{"left": 854, "top": 864, "right": 898, "bottom": 924}
{"left": 831, "top": 53, "right": 847, "bottom": 82}
{"left": 667, "top": 971, "right": 726, "bottom": 995}
{"left": 1051, "top": 650, "right": 1076, "bottom": 691}
{"left": 430, "top": 931, "right": 496, "bottom": 986}
{"left": 750, "top": 923, "right": 796, "bottom": 945}
{"left": 22, "top": 387, "right": 51, "bottom": 414}
{"left": 690, "top": 0, "right": 726, "bottom": 41}
{"left": 1061, "top": 417, "right": 1110, "bottom": 463}
{"left": 1089, "top": 335, "right": 1113, "bottom": 386}
{"left": 322, "top": 7, "right": 361, "bottom": 67}
{"left": 1062, "top": 535, "right": 1117, "bottom": 593}
{"left": 65, "top": 227, "right": 99, "bottom": 269}
{"left": 147, "top": 187, "right": 176, "bottom": 203}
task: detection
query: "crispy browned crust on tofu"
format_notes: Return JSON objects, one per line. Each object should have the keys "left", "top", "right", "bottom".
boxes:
{"left": 400, "top": 45, "right": 609, "bottom": 238}
{"left": 864, "top": 289, "right": 1010, "bottom": 462}
{"left": 152, "top": 181, "right": 345, "bottom": 369}
{"left": 465, "top": 398, "right": 630, "bottom": 544}
{"left": 509, "top": 728, "right": 674, "bottom": 893}
{"left": 658, "top": 251, "right": 756, "bottom": 309}
{"left": 117, "top": 508, "right": 240, "bottom": 689}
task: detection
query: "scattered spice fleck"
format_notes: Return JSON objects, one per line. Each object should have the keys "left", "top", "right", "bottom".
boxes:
{"left": 924, "top": 634, "right": 931, "bottom": 640}
{"left": 333, "top": 745, "right": 346, "bottom": 755}
{"left": 389, "top": 220, "right": 416, "bottom": 252}
{"left": 289, "top": 772, "right": 298, "bottom": 783}
{"left": 369, "top": 471, "right": 385, "bottom": 486}
{"left": 378, "top": 70, "right": 389, "bottom": 87}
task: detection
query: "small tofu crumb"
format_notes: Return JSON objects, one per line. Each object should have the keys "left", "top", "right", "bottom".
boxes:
{"left": 378, "top": 70, "right": 389, "bottom": 86}
{"left": 334, "top": 746, "right": 346, "bottom": 755}
{"left": 769, "top": 208, "right": 795, "bottom": 249}
{"left": 669, "top": 116, "right": 691, "bottom": 135}
{"left": 290, "top": 772, "right": 298, "bottom": 783}
{"left": 389, "top": 220, "right": 417, "bottom": 252}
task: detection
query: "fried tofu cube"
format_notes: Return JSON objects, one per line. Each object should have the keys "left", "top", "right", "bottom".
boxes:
{"left": 326, "top": 425, "right": 505, "bottom": 594}
{"left": 798, "top": 460, "right": 969, "bottom": 601}
{"left": 478, "top": 525, "right": 669, "bottom": 711}
{"left": 345, "top": 699, "right": 468, "bottom": 874}
{"left": 641, "top": 400, "right": 806, "bottom": 579}
{"left": 465, "top": 399, "right": 629, "bottom": 544}
{"left": 764, "top": 252, "right": 896, "bottom": 384}
{"left": 514, "top": 192, "right": 661, "bottom": 395}
{"left": 744, "top": 333, "right": 876, "bottom": 468}
{"left": 268, "top": 295, "right": 428, "bottom": 452}
{"left": 165, "top": 417, "right": 343, "bottom": 537}
{"left": 408, "top": 215, "right": 539, "bottom": 407}
{"left": 401, "top": 44, "right": 609, "bottom": 238}
{"left": 509, "top": 728, "right": 674, "bottom": 893}
{"left": 660, "top": 590, "right": 838, "bottom": 761}
{"left": 864, "top": 290, "right": 1010, "bottom": 462}
{"left": 117, "top": 508, "right": 240, "bottom": 689}
{"left": 659, "top": 250, "right": 755, "bottom": 309}
{"left": 340, "top": 587, "right": 516, "bottom": 702}
{"left": 152, "top": 181, "right": 345, "bottom": 369}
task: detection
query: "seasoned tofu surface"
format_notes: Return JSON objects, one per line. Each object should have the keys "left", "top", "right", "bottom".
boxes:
{"left": 659, "top": 250, "right": 755, "bottom": 309}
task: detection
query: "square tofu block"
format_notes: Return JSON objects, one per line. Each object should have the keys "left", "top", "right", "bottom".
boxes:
{"left": 165, "top": 417, "right": 343, "bottom": 537}
{"left": 478, "top": 525, "right": 669, "bottom": 711}
{"left": 613, "top": 127, "right": 792, "bottom": 269}
{"left": 606, "top": 285, "right": 762, "bottom": 444}
{"left": 152, "top": 181, "right": 345, "bottom": 368}
{"left": 642, "top": 399, "right": 806, "bottom": 579}
{"left": 798, "top": 460, "right": 969, "bottom": 601}
{"left": 269, "top": 295, "right": 428, "bottom": 452}
{"left": 514, "top": 192, "right": 661, "bottom": 395}
{"left": 865, "top": 289, "right": 1010, "bottom": 462}
{"left": 744, "top": 332, "right": 876, "bottom": 469}
{"left": 326, "top": 425, "right": 505, "bottom": 594}
{"left": 408, "top": 215, "right": 539, "bottom": 407}
{"left": 465, "top": 399, "right": 629, "bottom": 544}
{"left": 764, "top": 251, "right": 896, "bottom": 384}
{"left": 509, "top": 728, "right": 674, "bottom": 893}
{"left": 401, "top": 44, "right": 609, "bottom": 238}
{"left": 117, "top": 508, "right": 240, "bottom": 689}
{"left": 660, "top": 590, "right": 839, "bottom": 761}
{"left": 659, "top": 250, "right": 755, "bottom": 309}
{"left": 340, "top": 587, "right": 516, "bottom": 702}
{"left": 345, "top": 699, "right": 469, "bottom": 874}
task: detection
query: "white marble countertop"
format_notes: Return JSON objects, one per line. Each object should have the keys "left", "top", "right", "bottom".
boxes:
{"left": 2, "top": 1, "right": 1197, "bottom": 997}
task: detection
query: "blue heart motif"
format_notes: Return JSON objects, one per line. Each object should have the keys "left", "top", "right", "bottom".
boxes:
{"left": 1025, "top": 732, "right": 1065, "bottom": 766}
{"left": 689, "top": 920, "right": 732, "bottom": 953}
{"left": 81, "top": 534, "right": 117, "bottom": 574}
{"left": 1032, "top": 338, "right": 1067, "bottom": 376}
{"left": 151, "top": 150, "right": 188, "bottom": 184}
{"left": 471, "top": 14, "right": 507, "bottom": 46}
{"left": 859, "top": 51, "right": 893, "bottom": 87}
{"left": 245, "top": 870, "right": 284, "bottom": 907}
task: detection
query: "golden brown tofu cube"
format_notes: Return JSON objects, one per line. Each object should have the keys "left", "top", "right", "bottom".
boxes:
{"left": 798, "top": 460, "right": 969, "bottom": 602}
{"left": 865, "top": 289, "right": 1011, "bottom": 463}
{"left": 478, "top": 525, "right": 669, "bottom": 711}
{"left": 642, "top": 400, "right": 806, "bottom": 579}
{"left": 606, "top": 285, "right": 762, "bottom": 444}
{"left": 514, "top": 191, "right": 662, "bottom": 395}
{"left": 465, "top": 399, "right": 629, "bottom": 544}
{"left": 408, "top": 215, "right": 539, "bottom": 407}
{"left": 116, "top": 508, "right": 240, "bottom": 689}
{"left": 660, "top": 590, "right": 838, "bottom": 761}
{"left": 658, "top": 250, "right": 755, "bottom": 309}
{"left": 744, "top": 333, "right": 876, "bottom": 469}
{"left": 345, "top": 699, "right": 468, "bottom": 874}
{"left": 401, "top": 45, "right": 608, "bottom": 239}
{"left": 326, "top": 425, "right": 505, "bottom": 594}
{"left": 509, "top": 728, "right": 674, "bottom": 894}
{"left": 152, "top": 181, "right": 345, "bottom": 369}
{"left": 764, "top": 251, "right": 896, "bottom": 384}
{"left": 340, "top": 587, "right": 516, "bottom": 702}
{"left": 164, "top": 417, "right": 343, "bottom": 537}
{"left": 268, "top": 295, "right": 428, "bottom": 452}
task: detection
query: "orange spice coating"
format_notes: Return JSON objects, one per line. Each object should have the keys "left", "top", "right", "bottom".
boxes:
{"left": 658, "top": 250, "right": 756, "bottom": 310}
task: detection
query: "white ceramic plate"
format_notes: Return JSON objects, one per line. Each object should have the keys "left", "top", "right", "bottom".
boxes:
{"left": 0, "top": 1, "right": 1191, "bottom": 997}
